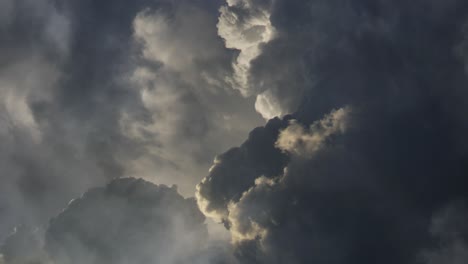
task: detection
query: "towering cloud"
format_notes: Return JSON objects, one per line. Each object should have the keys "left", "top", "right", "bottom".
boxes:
{"left": 3, "top": 0, "right": 468, "bottom": 263}
{"left": 127, "top": 2, "right": 263, "bottom": 195}
{"left": 197, "top": 0, "right": 468, "bottom": 263}
{"left": 217, "top": 0, "right": 275, "bottom": 96}
{"left": 215, "top": 0, "right": 301, "bottom": 119}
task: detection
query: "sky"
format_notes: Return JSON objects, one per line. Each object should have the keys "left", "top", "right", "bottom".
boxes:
{"left": 1, "top": 0, "right": 468, "bottom": 263}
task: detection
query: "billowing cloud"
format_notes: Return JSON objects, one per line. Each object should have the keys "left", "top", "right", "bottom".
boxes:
{"left": 196, "top": 116, "right": 291, "bottom": 222}
{"left": 0, "top": 0, "right": 262, "bottom": 244}
{"left": 126, "top": 2, "right": 264, "bottom": 195}
{"left": 276, "top": 107, "right": 351, "bottom": 157}
{"left": 4, "top": 0, "right": 468, "bottom": 263}
{"left": 197, "top": 1, "right": 468, "bottom": 263}
{"left": 1, "top": 178, "right": 237, "bottom": 264}
{"left": 217, "top": 0, "right": 275, "bottom": 97}
{"left": 215, "top": 0, "right": 308, "bottom": 119}
{"left": 45, "top": 178, "right": 209, "bottom": 264}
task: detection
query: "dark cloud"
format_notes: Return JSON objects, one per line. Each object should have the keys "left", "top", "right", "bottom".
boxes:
{"left": 4, "top": 0, "right": 468, "bottom": 263}
{"left": 197, "top": 116, "right": 291, "bottom": 222}
{"left": 197, "top": 0, "right": 468, "bottom": 263}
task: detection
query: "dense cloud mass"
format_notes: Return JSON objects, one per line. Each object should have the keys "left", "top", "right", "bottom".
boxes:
{"left": 196, "top": 0, "right": 468, "bottom": 263}
{"left": 3, "top": 0, "right": 468, "bottom": 263}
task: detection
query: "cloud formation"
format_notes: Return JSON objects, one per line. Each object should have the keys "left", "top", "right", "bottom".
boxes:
{"left": 45, "top": 178, "right": 209, "bottom": 264}
{"left": 276, "top": 107, "right": 351, "bottom": 157}
{"left": 0, "top": 178, "right": 238, "bottom": 264}
{"left": 197, "top": 0, "right": 468, "bottom": 263}
{"left": 127, "top": 3, "right": 263, "bottom": 195}
{"left": 0, "top": 0, "right": 261, "bottom": 244}
{"left": 3, "top": 0, "right": 468, "bottom": 263}
{"left": 217, "top": 0, "right": 275, "bottom": 97}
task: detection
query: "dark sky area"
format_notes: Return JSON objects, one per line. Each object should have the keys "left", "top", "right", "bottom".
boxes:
{"left": 1, "top": 0, "right": 468, "bottom": 263}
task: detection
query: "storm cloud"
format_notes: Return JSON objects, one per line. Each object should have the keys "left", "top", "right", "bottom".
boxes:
{"left": 3, "top": 0, "right": 468, "bottom": 263}
{"left": 197, "top": 0, "right": 468, "bottom": 263}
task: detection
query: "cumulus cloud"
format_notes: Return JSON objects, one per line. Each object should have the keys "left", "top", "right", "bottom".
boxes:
{"left": 215, "top": 0, "right": 312, "bottom": 119}
{"left": 0, "top": 0, "right": 262, "bottom": 245}
{"left": 5, "top": 0, "right": 468, "bottom": 263}
{"left": 217, "top": 0, "right": 276, "bottom": 97}
{"left": 196, "top": 116, "right": 290, "bottom": 222}
{"left": 1, "top": 178, "right": 237, "bottom": 264}
{"left": 126, "top": 2, "right": 263, "bottom": 195}
{"left": 253, "top": 89, "right": 284, "bottom": 120}
{"left": 45, "top": 178, "right": 209, "bottom": 264}
{"left": 197, "top": 1, "right": 468, "bottom": 263}
{"left": 276, "top": 107, "right": 351, "bottom": 157}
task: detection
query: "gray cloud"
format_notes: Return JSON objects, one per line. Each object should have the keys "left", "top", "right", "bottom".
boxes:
{"left": 0, "top": 178, "right": 237, "bottom": 264}
{"left": 197, "top": 116, "right": 290, "bottom": 223}
{"left": 45, "top": 178, "right": 208, "bottom": 264}
{"left": 197, "top": 0, "right": 468, "bottom": 263}
{"left": 421, "top": 203, "right": 468, "bottom": 264}
{"left": 4, "top": 0, "right": 468, "bottom": 263}
{"left": 126, "top": 3, "right": 263, "bottom": 195}
{"left": 0, "top": 0, "right": 262, "bottom": 244}
{"left": 216, "top": 0, "right": 275, "bottom": 98}
{"left": 0, "top": 226, "right": 47, "bottom": 264}
{"left": 276, "top": 107, "right": 351, "bottom": 158}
